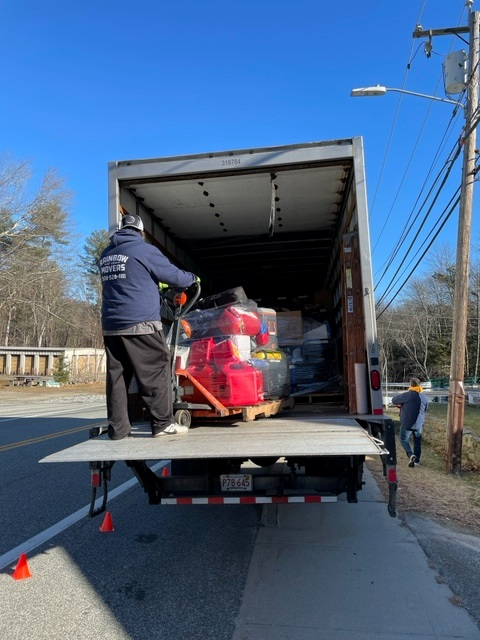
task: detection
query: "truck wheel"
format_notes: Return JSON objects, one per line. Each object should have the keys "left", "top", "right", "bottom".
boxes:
{"left": 174, "top": 409, "right": 191, "bottom": 428}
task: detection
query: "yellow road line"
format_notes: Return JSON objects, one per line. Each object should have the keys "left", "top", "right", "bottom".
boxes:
{"left": 0, "top": 421, "right": 107, "bottom": 452}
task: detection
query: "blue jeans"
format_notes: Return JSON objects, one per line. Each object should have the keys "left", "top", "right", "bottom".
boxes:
{"left": 400, "top": 426, "right": 422, "bottom": 462}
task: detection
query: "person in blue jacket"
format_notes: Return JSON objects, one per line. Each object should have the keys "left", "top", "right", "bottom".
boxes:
{"left": 99, "top": 213, "right": 198, "bottom": 440}
{"left": 391, "top": 378, "right": 429, "bottom": 467}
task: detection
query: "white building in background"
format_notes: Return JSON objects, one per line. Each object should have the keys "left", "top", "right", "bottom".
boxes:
{"left": 0, "top": 346, "right": 106, "bottom": 381}
{"left": 63, "top": 348, "right": 106, "bottom": 381}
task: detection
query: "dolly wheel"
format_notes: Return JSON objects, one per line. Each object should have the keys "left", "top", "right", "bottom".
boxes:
{"left": 174, "top": 409, "right": 192, "bottom": 428}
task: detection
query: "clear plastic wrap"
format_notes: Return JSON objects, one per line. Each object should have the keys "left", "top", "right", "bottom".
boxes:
{"left": 177, "top": 301, "right": 289, "bottom": 405}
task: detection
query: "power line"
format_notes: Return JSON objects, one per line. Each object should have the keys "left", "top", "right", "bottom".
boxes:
{"left": 375, "top": 142, "right": 463, "bottom": 306}
{"left": 374, "top": 122, "right": 462, "bottom": 288}
{"left": 371, "top": 2, "right": 468, "bottom": 264}
{"left": 376, "top": 104, "right": 480, "bottom": 309}
{"left": 376, "top": 191, "right": 461, "bottom": 318}
{"left": 368, "top": 1, "right": 428, "bottom": 226}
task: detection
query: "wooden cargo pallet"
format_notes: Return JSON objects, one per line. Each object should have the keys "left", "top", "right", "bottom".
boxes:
{"left": 188, "top": 397, "right": 294, "bottom": 422}
{"left": 241, "top": 397, "right": 295, "bottom": 421}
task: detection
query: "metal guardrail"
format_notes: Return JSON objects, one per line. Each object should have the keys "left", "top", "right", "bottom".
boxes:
{"left": 383, "top": 386, "right": 480, "bottom": 405}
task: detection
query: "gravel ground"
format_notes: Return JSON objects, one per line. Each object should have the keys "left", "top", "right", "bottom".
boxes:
{"left": 367, "top": 443, "right": 480, "bottom": 538}
{"left": 0, "top": 383, "right": 106, "bottom": 404}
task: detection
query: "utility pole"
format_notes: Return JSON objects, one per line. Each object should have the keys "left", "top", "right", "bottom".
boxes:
{"left": 413, "top": 7, "right": 480, "bottom": 474}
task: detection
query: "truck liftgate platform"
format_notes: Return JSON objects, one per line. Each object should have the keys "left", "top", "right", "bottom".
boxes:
{"left": 39, "top": 412, "right": 393, "bottom": 518}
{"left": 40, "top": 416, "right": 387, "bottom": 464}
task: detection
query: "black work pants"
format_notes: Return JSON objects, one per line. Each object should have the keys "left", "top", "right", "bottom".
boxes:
{"left": 104, "top": 331, "right": 173, "bottom": 439}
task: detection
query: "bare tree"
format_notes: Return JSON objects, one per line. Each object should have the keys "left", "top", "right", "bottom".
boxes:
{"left": 0, "top": 154, "right": 73, "bottom": 346}
{"left": 70, "top": 228, "right": 111, "bottom": 350}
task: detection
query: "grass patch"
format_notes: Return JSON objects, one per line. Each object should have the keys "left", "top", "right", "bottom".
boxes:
{"left": 426, "top": 402, "right": 480, "bottom": 438}
{"left": 386, "top": 402, "right": 480, "bottom": 471}
{"left": 386, "top": 402, "right": 480, "bottom": 438}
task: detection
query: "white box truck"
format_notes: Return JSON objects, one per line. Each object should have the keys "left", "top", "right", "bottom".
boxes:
{"left": 41, "top": 138, "right": 397, "bottom": 517}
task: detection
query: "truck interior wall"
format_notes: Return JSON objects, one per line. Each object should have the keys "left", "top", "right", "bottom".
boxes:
{"left": 119, "top": 186, "right": 204, "bottom": 280}
{"left": 120, "top": 184, "right": 344, "bottom": 325}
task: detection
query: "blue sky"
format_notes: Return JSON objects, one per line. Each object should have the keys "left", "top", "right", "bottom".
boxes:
{"left": 1, "top": 1, "right": 476, "bottom": 302}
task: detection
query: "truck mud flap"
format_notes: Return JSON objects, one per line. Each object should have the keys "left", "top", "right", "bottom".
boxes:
{"left": 383, "top": 418, "right": 397, "bottom": 518}
{"left": 89, "top": 461, "right": 114, "bottom": 518}
{"left": 346, "top": 460, "right": 361, "bottom": 504}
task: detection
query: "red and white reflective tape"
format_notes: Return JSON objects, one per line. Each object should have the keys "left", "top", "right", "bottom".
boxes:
{"left": 161, "top": 495, "right": 337, "bottom": 505}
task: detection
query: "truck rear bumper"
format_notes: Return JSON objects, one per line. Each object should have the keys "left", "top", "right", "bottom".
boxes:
{"left": 161, "top": 495, "right": 338, "bottom": 505}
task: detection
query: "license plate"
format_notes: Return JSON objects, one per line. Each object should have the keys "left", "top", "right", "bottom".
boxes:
{"left": 220, "top": 474, "right": 253, "bottom": 492}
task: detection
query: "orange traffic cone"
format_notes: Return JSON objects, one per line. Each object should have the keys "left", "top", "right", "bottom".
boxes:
{"left": 12, "top": 553, "right": 32, "bottom": 581}
{"left": 99, "top": 511, "right": 114, "bottom": 532}
{"left": 161, "top": 465, "right": 169, "bottom": 477}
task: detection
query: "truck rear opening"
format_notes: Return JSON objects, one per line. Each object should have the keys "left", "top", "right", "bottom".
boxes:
{"left": 109, "top": 138, "right": 384, "bottom": 416}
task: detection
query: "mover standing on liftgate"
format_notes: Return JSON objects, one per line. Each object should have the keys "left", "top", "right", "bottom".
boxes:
{"left": 99, "top": 213, "right": 198, "bottom": 440}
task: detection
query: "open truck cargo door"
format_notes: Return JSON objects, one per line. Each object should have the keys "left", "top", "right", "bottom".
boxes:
{"left": 40, "top": 138, "right": 397, "bottom": 519}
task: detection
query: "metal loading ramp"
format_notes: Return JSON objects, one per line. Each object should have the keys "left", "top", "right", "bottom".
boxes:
{"left": 39, "top": 416, "right": 386, "bottom": 464}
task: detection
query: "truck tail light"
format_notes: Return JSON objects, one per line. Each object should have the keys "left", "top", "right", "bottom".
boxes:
{"left": 370, "top": 370, "right": 381, "bottom": 391}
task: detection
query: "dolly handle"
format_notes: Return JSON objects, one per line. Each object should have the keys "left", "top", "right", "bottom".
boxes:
{"left": 180, "top": 280, "right": 201, "bottom": 316}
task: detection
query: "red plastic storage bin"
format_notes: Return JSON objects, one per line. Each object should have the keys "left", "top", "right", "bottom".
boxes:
{"left": 219, "top": 362, "right": 264, "bottom": 406}
{"left": 218, "top": 306, "right": 261, "bottom": 336}
{"left": 188, "top": 337, "right": 215, "bottom": 366}
{"left": 183, "top": 364, "right": 226, "bottom": 402}
{"left": 211, "top": 339, "right": 242, "bottom": 366}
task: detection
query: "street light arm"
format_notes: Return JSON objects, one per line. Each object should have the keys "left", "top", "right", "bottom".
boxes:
{"left": 385, "top": 87, "right": 465, "bottom": 108}
{"left": 350, "top": 85, "right": 465, "bottom": 109}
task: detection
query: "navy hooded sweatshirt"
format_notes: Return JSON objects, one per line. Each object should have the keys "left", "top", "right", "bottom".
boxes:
{"left": 99, "top": 229, "right": 196, "bottom": 332}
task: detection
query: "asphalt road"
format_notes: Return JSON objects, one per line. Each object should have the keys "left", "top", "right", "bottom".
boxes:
{"left": 0, "top": 395, "right": 479, "bottom": 639}
{"left": 0, "top": 394, "right": 134, "bottom": 555}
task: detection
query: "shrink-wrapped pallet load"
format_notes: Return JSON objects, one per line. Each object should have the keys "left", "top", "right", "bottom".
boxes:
{"left": 177, "top": 295, "right": 289, "bottom": 406}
